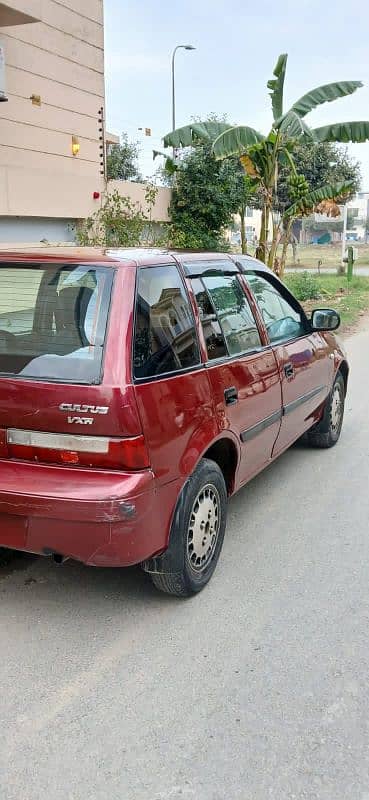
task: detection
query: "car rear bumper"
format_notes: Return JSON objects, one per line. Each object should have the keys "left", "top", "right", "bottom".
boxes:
{"left": 0, "top": 461, "right": 177, "bottom": 566}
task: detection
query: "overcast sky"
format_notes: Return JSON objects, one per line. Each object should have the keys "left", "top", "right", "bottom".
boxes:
{"left": 104, "top": 0, "right": 369, "bottom": 188}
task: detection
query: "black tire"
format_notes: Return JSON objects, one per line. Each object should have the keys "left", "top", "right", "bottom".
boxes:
{"left": 306, "top": 372, "right": 345, "bottom": 448}
{"left": 147, "top": 458, "right": 227, "bottom": 597}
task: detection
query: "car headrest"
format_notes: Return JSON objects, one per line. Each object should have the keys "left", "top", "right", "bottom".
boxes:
{"left": 55, "top": 285, "right": 93, "bottom": 345}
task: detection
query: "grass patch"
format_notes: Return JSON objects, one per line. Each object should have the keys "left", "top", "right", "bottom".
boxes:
{"left": 232, "top": 242, "right": 369, "bottom": 269}
{"left": 283, "top": 272, "right": 369, "bottom": 331}
{"left": 280, "top": 243, "right": 369, "bottom": 270}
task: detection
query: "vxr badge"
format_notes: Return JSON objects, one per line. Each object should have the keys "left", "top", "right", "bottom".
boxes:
{"left": 59, "top": 403, "right": 109, "bottom": 425}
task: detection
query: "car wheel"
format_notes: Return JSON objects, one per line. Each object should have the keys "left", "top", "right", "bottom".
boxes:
{"left": 306, "top": 372, "right": 345, "bottom": 448}
{"left": 149, "top": 458, "right": 227, "bottom": 597}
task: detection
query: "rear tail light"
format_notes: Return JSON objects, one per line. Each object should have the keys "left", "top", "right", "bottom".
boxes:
{"left": 0, "top": 428, "right": 150, "bottom": 471}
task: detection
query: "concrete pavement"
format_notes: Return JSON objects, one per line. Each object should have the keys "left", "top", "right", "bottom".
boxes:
{"left": 1, "top": 329, "right": 369, "bottom": 800}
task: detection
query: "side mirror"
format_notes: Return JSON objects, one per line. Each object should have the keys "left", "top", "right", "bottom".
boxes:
{"left": 311, "top": 308, "right": 340, "bottom": 332}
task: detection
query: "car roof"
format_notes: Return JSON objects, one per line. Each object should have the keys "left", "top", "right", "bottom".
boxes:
{"left": 0, "top": 246, "right": 272, "bottom": 274}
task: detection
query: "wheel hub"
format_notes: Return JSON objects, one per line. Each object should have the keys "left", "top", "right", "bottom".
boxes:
{"left": 331, "top": 386, "right": 342, "bottom": 432}
{"left": 187, "top": 484, "right": 220, "bottom": 572}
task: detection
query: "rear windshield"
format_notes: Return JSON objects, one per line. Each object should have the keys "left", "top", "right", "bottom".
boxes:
{"left": 0, "top": 262, "right": 113, "bottom": 384}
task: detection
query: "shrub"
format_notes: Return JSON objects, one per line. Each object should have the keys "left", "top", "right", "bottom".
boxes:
{"left": 284, "top": 271, "right": 320, "bottom": 301}
{"left": 75, "top": 185, "right": 167, "bottom": 248}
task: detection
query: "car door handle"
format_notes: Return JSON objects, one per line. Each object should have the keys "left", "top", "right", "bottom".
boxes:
{"left": 284, "top": 363, "right": 294, "bottom": 379}
{"left": 224, "top": 386, "right": 238, "bottom": 405}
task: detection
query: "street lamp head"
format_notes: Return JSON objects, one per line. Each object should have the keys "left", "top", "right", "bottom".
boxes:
{"left": 184, "top": 44, "right": 196, "bottom": 50}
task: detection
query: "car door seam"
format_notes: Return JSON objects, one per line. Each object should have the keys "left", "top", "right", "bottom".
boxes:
{"left": 282, "top": 384, "right": 326, "bottom": 417}
{"left": 240, "top": 384, "right": 327, "bottom": 443}
{"left": 240, "top": 409, "right": 283, "bottom": 443}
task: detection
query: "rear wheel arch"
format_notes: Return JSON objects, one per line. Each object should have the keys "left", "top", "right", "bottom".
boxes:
{"left": 202, "top": 436, "right": 239, "bottom": 496}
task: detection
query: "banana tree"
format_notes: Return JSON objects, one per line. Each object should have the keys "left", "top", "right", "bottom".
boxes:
{"left": 163, "top": 54, "right": 369, "bottom": 269}
{"left": 278, "top": 179, "right": 354, "bottom": 276}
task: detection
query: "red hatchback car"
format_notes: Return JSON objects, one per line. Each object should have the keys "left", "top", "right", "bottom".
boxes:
{"left": 0, "top": 248, "right": 347, "bottom": 596}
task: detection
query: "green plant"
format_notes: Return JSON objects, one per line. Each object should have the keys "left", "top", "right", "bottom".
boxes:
{"left": 76, "top": 190, "right": 147, "bottom": 247}
{"left": 276, "top": 142, "right": 361, "bottom": 213}
{"left": 168, "top": 143, "right": 245, "bottom": 251}
{"left": 107, "top": 132, "right": 142, "bottom": 181}
{"left": 284, "top": 271, "right": 320, "bottom": 301}
{"left": 163, "top": 54, "right": 369, "bottom": 268}
{"left": 142, "top": 183, "right": 161, "bottom": 245}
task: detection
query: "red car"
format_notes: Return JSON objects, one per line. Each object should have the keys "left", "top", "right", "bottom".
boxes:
{"left": 0, "top": 248, "right": 347, "bottom": 596}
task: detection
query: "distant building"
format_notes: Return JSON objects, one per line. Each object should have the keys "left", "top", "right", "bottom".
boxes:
{"left": 229, "top": 206, "right": 272, "bottom": 246}
{"left": 302, "top": 192, "right": 369, "bottom": 245}
{"left": 345, "top": 191, "right": 369, "bottom": 241}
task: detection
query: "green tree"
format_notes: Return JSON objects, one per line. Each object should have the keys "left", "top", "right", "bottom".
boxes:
{"left": 107, "top": 133, "right": 142, "bottom": 181}
{"left": 163, "top": 54, "right": 369, "bottom": 268}
{"left": 275, "top": 142, "right": 361, "bottom": 214}
{"left": 169, "top": 144, "right": 250, "bottom": 251}
{"left": 232, "top": 170, "right": 258, "bottom": 254}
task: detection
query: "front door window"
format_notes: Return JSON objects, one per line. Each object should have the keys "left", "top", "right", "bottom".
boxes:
{"left": 246, "top": 273, "right": 306, "bottom": 343}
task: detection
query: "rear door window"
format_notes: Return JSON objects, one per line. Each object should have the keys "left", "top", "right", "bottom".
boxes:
{"left": 133, "top": 265, "right": 200, "bottom": 379}
{"left": 0, "top": 263, "right": 113, "bottom": 383}
{"left": 191, "top": 278, "right": 228, "bottom": 360}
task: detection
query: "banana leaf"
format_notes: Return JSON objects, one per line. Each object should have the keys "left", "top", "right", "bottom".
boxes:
{"left": 284, "top": 180, "right": 354, "bottom": 217}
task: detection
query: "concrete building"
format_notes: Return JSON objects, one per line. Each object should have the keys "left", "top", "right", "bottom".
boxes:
{"left": 0, "top": 1, "right": 170, "bottom": 244}
{"left": 345, "top": 191, "right": 369, "bottom": 241}
{"left": 301, "top": 192, "right": 369, "bottom": 245}
{"left": 229, "top": 207, "right": 271, "bottom": 248}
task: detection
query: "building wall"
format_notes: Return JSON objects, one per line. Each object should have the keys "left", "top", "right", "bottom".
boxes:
{"left": 0, "top": 0, "right": 106, "bottom": 220}
{"left": 0, "top": 179, "right": 171, "bottom": 244}
{"left": 229, "top": 207, "right": 272, "bottom": 246}
{"left": 107, "top": 180, "right": 171, "bottom": 224}
{"left": 0, "top": 215, "right": 76, "bottom": 243}
{"left": 0, "top": 1, "right": 171, "bottom": 241}
{"left": 345, "top": 192, "right": 369, "bottom": 240}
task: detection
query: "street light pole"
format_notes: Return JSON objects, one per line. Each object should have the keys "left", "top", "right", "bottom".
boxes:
{"left": 171, "top": 44, "right": 195, "bottom": 156}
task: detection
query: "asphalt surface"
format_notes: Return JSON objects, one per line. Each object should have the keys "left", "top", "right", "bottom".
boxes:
{"left": 1, "top": 329, "right": 369, "bottom": 800}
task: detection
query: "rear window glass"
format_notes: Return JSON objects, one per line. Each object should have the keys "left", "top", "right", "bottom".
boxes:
{"left": 133, "top": 265, "right": 200, "bottom": 379}
{"left": 0, "top": 263, "right": 113, "bottom": 384}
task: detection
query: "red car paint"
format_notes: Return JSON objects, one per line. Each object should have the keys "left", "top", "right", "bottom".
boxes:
{"left": 0, "top": 248, "right": 348, "bottom": 567}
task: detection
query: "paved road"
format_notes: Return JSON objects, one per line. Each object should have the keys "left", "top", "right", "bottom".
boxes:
{"left": 1, "top": 330, "right": 369, "bottom": 800}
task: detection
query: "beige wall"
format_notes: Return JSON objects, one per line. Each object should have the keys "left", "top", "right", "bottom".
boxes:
{"left": 0, "top": 1, "right": 171, "bottom": 234}
{"left": 107, "top": 180, "right": 171, "bottom": 224}
{"left": 0, "top": 0, "right": 105, "bottom": 219}
{"left": 0, "top": 1, "right": 40, "bottom": 26}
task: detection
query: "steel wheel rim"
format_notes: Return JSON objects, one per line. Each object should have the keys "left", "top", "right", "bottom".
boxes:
{"left": 330, "top": 385, "right": 343, "bottom": 434}
{"left": 187, "top": 484, "right": 220, "bottom": 573}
